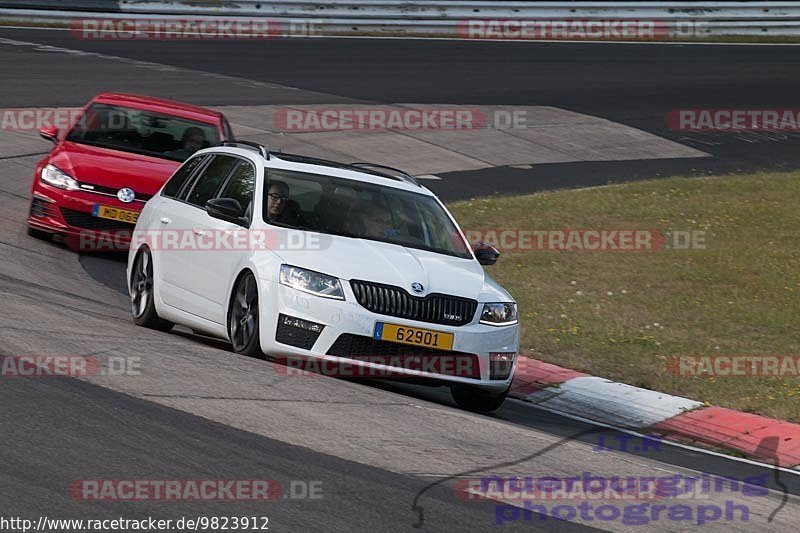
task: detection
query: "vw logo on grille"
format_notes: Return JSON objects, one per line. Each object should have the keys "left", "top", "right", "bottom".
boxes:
{"left": 411, "top": 282, "right": 424, "bottom": 294}
{"left": 117, "top": 187, "right": 136, "bottom": 203}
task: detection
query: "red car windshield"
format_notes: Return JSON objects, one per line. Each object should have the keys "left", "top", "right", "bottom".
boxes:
{"left": 67, "top": 103, "right": 220, "bottom": 162}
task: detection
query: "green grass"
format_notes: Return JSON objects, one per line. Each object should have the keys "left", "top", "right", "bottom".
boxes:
{"left": 448, "top": 171, "right": 800, "bottom": 422}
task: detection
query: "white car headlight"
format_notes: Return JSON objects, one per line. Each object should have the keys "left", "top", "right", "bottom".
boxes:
{"left": 41, "top": 164, "right": 79, "bottom": 191}
{"left": 279, "top": 265, "right": 345, "bottom": 300}
{"left": 480, "top": 302, "right": 518, "bottom": 326}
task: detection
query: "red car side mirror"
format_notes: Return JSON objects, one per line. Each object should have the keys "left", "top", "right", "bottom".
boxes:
{"left": 39, "top": 125, "right": 59, "bottom": 143}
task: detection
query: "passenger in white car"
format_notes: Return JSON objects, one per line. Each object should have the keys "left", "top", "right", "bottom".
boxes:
{"left": 266, "top": 180, "right": 302, "bottom": 226}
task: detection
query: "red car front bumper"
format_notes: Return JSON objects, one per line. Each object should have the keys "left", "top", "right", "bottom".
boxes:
{"left": 27, "top": 181, "right": 146, "bottom": 251}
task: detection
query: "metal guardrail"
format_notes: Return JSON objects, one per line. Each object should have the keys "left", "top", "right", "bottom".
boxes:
{"left": 0, "top": 1, "right": 119, "bottom": 11}
{"left": 2, "top": 1, "right": 800, "bottom": 37}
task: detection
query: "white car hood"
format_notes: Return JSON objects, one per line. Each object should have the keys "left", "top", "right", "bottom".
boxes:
{"left": 268, "top": 231, "right": 513, "bottom": 302}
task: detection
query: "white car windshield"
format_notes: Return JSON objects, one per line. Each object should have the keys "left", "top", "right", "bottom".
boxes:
{"left": 263, "top": 168, "right": 472, "bottom": 259}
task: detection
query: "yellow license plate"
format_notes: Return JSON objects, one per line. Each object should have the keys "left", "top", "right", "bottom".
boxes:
{"left": 93, "top": 204, "right": 139, "bottom": 224}
{"left": 375, "top": 323, "right": 454, "bottom": 351}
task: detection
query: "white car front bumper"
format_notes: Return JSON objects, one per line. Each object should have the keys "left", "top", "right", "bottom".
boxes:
{"left": 258, "top": 280, "right": 519, "bottom": 392}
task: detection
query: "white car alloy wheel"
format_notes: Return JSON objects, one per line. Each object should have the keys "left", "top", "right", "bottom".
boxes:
{"left": 129, "top": 247, "right": 173, "bottom": 331}
{"left": 229, "top": 272, "right": 262, "bottom": 357}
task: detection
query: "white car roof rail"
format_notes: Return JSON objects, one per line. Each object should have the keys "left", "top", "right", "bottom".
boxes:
{"left": 221, "top": 140, "right": 270, "bottom": 160}
{"left": 348, "top": 162, "right": 420, "bottom": 187}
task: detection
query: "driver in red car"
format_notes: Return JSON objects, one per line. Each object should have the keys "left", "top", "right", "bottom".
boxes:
{"left": 165, "top": 127, "right": 207, "bottom": 160}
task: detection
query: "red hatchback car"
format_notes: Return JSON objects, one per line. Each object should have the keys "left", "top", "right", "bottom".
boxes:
{"left": 27, "top": 92, "right": 232, "bottom": 250}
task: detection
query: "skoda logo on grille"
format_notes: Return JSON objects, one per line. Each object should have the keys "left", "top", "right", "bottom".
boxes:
{"left": 117, "top": 187, "right": 135, "bottom": 203}
{"left": 411, "top": 282, "right": 424, "bottom": 294}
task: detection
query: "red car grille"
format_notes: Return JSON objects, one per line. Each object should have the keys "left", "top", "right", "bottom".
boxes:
{"left": 60, "top": 207, "right": 136, "bottom": 231}
{"left": 79, "top": 182, "right": 153, "bottom": 202}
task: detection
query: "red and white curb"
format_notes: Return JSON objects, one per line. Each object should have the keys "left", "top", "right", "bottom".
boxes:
{"left": 509, "top": 358, "right": 800, "bottom": 468}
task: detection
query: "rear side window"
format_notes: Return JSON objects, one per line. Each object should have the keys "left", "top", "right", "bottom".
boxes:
{"left": 161, "top": 155, "right": 207, "bottom": 198}
{"left": 185, "top": 155, "right": 239, "bottom": 208}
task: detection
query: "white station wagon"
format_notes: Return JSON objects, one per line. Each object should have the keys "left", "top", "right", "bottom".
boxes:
{"left": 127, "top": 141, "right": 519, "bottom": 411}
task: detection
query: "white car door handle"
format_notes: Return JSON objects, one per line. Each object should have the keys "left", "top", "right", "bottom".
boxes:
{"left": 159, "top": 217, "right": 171, "bottom": 224}
{"left": 193, "top": 229, "right": 206, "bottom": 236}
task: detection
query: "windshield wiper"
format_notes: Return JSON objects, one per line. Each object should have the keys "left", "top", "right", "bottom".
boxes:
{"left": 320, "top": 228, "right": 361, "bottom": 239}
{"left": 267, "top": 220, "right": 361, "bottom": 238}
{"left": 266, "top": 220, "right": 315, "bottom": 232}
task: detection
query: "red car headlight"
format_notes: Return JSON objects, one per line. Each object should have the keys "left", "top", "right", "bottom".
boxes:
{"left": 41, "top": 164, "right": 79, "bottom": 191}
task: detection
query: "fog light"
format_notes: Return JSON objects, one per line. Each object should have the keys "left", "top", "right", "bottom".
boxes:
{"left": 276, "top": 314, "right": 325, "bottom": 350}
{"left": 30, "top": 197, "right": 55, "bottom": 218}
{"left": 489, "top": 352, "right": 516, "bottom": 380}
{"left": 280, "top": 314, "right": 323, "bottom": 333}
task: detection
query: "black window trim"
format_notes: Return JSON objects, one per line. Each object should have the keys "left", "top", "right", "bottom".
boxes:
{"left": 163, "top": 153, "right": 256, "bottom": 229}
{"left": 214, "top": 158, "right": 257, "bottom": 226}
{"left": 222, "top": 117, "right": 236, "bottom": 142}
{"left": 181, "top": 154, "right": 239, "bottom": 208}
{"left": 161, "top": 154, "right": 211, "bottom": 201}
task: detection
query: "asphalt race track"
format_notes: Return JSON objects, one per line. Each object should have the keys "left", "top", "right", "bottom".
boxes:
{"left": 1, "top": 28, "right": 800, "bottom": 532}
{"left": 3, "top": 28, "right": 800, "bottom": 198}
